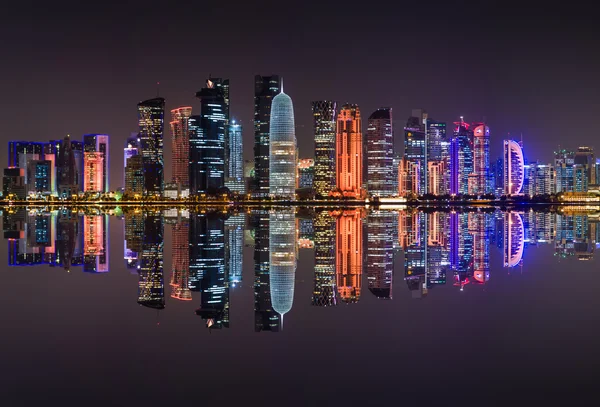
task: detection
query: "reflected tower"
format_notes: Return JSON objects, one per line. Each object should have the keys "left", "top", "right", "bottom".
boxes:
{"left": 336, "top": 209, "right": 363, "bottom": 303}
{"left": 312, "top": 210, "right": 337, "bottom": 306}
{"left": 137, "top": 213, "right": 165, "bottom": 309}
{"left": 171, "top": 212, "right": 191, "bottom": 301}
{"left": 367, "top": 211, "right": 394, "bottom": 299}
{"left": 253, "top": 211, "right": 280, "bottom": 332}
{"left": 269, "top": 210, "right": 297, "bottom": 327}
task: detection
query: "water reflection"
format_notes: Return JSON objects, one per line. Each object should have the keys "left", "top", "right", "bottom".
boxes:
{"left": 2, "top": 207, "right": 599, "bottom": 330}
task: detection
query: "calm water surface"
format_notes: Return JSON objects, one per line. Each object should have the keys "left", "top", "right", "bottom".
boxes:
{"left": 1, "top": 207, "right": 599, "bottom": 406}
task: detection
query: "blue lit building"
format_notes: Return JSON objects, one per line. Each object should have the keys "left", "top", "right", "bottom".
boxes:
{"left": 449, "top": 120, "right": 473, "bottom": 195}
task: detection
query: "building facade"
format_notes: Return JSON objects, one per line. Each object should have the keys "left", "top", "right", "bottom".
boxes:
{"left": 137, "top": 97, "right": 165, "bottom": 195}
{"left": 83, "top": 134, "right": 109, "bottom": 193}
{"left": 253, "top": 75, "right": 280, "bottom": 197}
{"left": 336, "top": 104, "right": 362, "bottom": 198}
{"left": 503, "top": 140, "right": 525, "bottom": 195}
{"left": 190, "top": 79, "right": 227, "bottom": 195}
{"left": 170, "top": 107, "right": 192, "bottom": 189}
{"left": 312, "top": 100, "right": 337, "bottom": 197}
{"left": 367, "top": 108, "right": 394, "bottom": 197}
{"left": 269, "top": 87, "right": 296, "bottom": 199}
{"left": 225, "top": 120, "right": 245, "bottom": 194}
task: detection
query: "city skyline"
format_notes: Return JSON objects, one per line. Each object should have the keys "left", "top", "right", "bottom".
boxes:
{"left": 3, "top": 3, "right": 598, "bottom": 189}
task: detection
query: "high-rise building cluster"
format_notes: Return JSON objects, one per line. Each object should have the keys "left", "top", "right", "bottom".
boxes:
{"left": 4, "top": 75, "right": 598, "bottom": 201}
{"left": 3, "top": 135, "right": 109, "bottom": 199}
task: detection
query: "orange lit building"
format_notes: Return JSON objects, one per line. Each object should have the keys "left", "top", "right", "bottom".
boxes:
{"left": 83, "top": 215, "right": 108, "bottom": 273}
{"left": 170, "top": 106, "right": 192, "bottom": 188}
{"left": 83, "top": 152, "right": 104, "bottom": 193}
{"left": 336, "top": 104, "right": 362, "bottom": 198}
{"left": 427, "top": 161, "right": 445, "bottom": 196}
{"left": 336, "top": 209, "right": 363, "bottom": 303}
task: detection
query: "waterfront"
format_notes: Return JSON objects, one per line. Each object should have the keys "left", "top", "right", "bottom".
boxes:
{"left": 0, "top": 207, "right": 599, "bottom": 405}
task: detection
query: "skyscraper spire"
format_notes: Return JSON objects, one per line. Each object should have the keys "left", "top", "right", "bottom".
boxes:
{"left": 280, "top": 77, "right": 284, "bottom": 94}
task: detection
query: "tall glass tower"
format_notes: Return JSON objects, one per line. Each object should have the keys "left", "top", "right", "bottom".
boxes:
{"left": 254, "top": 75, "right": 280, "bottom": 197}
{"left": 225, "top": 120, "right": 245, "bottom": 194}
{"left": 83, "top": 134, "right": 110, "bottom": 194}
{"left": 269, "top": 85, "right": 296, "bottom": 199}
{"left": 137, "top": 98, "right": 165, "bottom": 196}
{"left": 190, "top": 79, "right": 227, "bottom": 194}
{"left": 469, "top": 123, "right": 491, "bottom": 195}
{"left": 367, "top": 108, "right": 394, "bottom": 196}
{"left": 312, "top": 100, "right": 337, "bottom": 198}
{"left": 449, "top": 119, "right": 473, "bottom": 195}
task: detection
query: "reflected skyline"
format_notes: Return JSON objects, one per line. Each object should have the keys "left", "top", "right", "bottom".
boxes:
{"left": 2, "top": 206, "right": 599, "bottom": 330}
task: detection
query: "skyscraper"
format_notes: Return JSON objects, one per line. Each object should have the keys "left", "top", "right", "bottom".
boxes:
{"left": 312, "top": 100, "right": 337, "bottom": 198}
{"left": 404, "top": 110, "right": 427, "bottom": 195}
{"left": 449, "top": 119, "right": 473, "bottom": 195}
{"left": 82, "top": 134, "right": 109, "bottom": 193}
{"left": 524, "top": 162, "right": 555, "bottom": 196}
{"left": 367, "top": 108, "right": 394, "bottom": 197}
{"left": 254, "top": 75, "right": 280, "bottom": 197}
{"left": 56, "top": 135, "right": 80, "bottom": 198}
{"left": 269, "top": 85, "right": 296, "bottom": 199}
{"left": 336, "top": 209, "right": 363, "bottom": 303}
{"left": 225, "top": 120, "right": 245, "bottom": 194}
{"left": 336, "top": 104, "right": 363, "bottom": 198}
{"left": 469, "top": 124, "right": 490, "bottom": 195}
{"left": 225, "top": 214, "right": 245, "bottom": 287}
{"left": 137, "top": 97, "right": 165, "bottom": 195}
{"left": 170, "top": 106, "right": 192, "bottom": 189}
{"left": 574, "top": 146, "right": 594, "bottom": 191}
{"left": 503, "top": 140, "right": 525, "bottom": 195}
{"left": 190, "top": 79, "right": 227, "bottom": 195}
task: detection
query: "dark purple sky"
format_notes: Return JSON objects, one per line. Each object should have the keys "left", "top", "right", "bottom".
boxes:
{"left": 1, "top": 0, "right": 598, "bottom": 185}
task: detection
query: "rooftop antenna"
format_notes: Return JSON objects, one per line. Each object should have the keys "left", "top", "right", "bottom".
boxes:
{"left": 280, "top": 77, "right": 284, "bottom": 94}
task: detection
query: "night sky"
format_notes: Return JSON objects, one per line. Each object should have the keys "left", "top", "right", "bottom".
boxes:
{"left": 2, "top": 1, "right": 598, "bottom": 185}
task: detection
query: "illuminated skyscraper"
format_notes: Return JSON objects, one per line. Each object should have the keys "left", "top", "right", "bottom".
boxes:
{"left": 366, "top": 211, "right": 394, "bottom": 299}
{"left": 252, "top": 211, "right": 279, "bottom": 332}
{"left": 137, "top": 97, "right": 165, "bottom": 195}
{"left": 503, "top": 140, "right": 525, "bottom": 195}
{"left": 469, "top": 124, "right": 490, "bottom": 195}
{"left": 254, "top": 75, "right": 280, "bottom": 197}
{"left": 574, "top": 146, "right": 594, "bottom": 191}
{"left": 312, "top": 210, "right": 337, "bottom": 306}
{"left": 524, "top": 162, "right": 555, "bottom": 196}
{"left": 336, "top": 209, "right": 363, "bottom": 303}
{"left": 336, "top": 104, "right": 363, "bottom": 198}
{"left": 171, "top": 213, "right": 191, "bottom": 301}
{"left": 170, "top": 106, "right": 192, "bottom": 189}
{"left": 269, "top": 210, "right": 296, "bottom": 326}
{"left": 124, "top": 155, "right": 144, "bottom": 196}
{"left": 449, "top": 119, "right": 473, "bottom": 195}
{"left": 367, "top": 108, "right": 394, "bottom": 197}
{"left": 404, "top": 110, "right": 427, "bottom": 195}
{"left": 555, "top": 149, "right": 575, "bottom": 193}
{"left": 83, "top": 215, "right": 109, "bottom": 273}
{"left": 190, "top": 79, "right": 227, "bottom": 195}
{"left": 137, "top": 214, "right": 165, "bottom": 309}
{"left": 312, "top": 100, "right": 337, "bottom": 197}
{"left": 449, "top": 212, "right": 473, "bottom": 290}
{"left": 225, "top": 121, "right": 245, "bottom": 194}
{"left": 56, "top": 135, "right": 80, "bottom": 198}
{"left": 269, "top": 85, "right": 296, "bottom": 198}
{"left": 190, "top": 213, "right": 228, "bottom": 328}
{"left": 82, "top": 134, "right": 109, "bottom": 193}
{"left": 123, "top": 133, "right": 139, "bottom": 187}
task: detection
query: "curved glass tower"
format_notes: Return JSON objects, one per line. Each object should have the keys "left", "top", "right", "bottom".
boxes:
{"left": 269, "top": 87, "right": 296, "bottom": 198}
{"left": 269, "top": 211, "right": 296, "bottom": 327}
{"left": 503, "top": 140, "right": 525, "bottom": 195}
